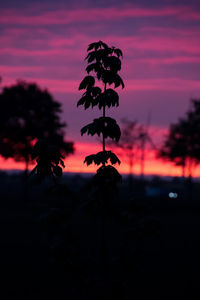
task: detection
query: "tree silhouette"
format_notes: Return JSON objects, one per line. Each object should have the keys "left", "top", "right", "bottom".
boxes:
{"left": 30, "top": 139, "right": 65, "bottom": 182}
{"left": 77, "top": 41, "right": 124, "bottom": 193}
{"left": 0, "top": 80, "right": 74, "bottom": 176}
{"left": 108, "top": 118, "right": 156, "bottom": 179}
{"left": 159, "top": 99, "right": 200, "bottom": 178}
{"left": 159, "top": 121, "right": 187, "bottom": 177}
{"left": 108, "top": 119, "right": 140, "bottom": 176}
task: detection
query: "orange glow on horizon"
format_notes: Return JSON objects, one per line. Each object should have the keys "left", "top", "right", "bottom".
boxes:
{"left": 1, "top": 142, "right": 200, "bottom": 178}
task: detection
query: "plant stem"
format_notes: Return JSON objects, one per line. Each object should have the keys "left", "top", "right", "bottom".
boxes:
{"left": 103, "top": 105, "right": 105, "bottom": 152}
{"left": 24, "top": 158, "right": 29, "bottom": 202}
{"left": 103, "top": 83, "right": 106, "bottom": 165}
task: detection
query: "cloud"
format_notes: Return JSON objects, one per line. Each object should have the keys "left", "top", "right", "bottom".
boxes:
{"left": 0, "top": 5, "right": 198, "bottom": 26}
{"left": 0, "top": 65, "right": 45, "bottom": 74}
{"left": 0, "top": 47, "right": 83, "bottom": 58}
{"left": 132, "top": 56, "right": 200, "bottom": 65}
{"left": 2, "top": 31, "right": 200, "bottom": 63}
{"left": 107, "top": 36, "right": 200, "bottom": 56}
{"left": 1, "top": 77, "right": 79, "bottom": 93}
{"left": 2, "top": 76, "right": 200, "bottom": 94}
{"left": 126, "top": 78, "right": 200, "bottom": 91}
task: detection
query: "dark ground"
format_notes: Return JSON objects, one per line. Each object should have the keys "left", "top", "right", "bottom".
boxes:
{"left": 1, "top": 172, "right": 200, "bottom": 299}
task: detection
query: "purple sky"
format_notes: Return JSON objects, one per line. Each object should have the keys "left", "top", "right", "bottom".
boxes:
{"left": 1, "top": 0, "right": 200, "bottom": 174}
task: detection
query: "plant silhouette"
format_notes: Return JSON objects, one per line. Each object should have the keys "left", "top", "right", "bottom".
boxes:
{"left": 30, "top": 139, "right": 65, "bottom": 183}
{"left": 0, "top": 80, "right": 74, "bottom": 176}
{"left": 109, "top": 119, "right": 142, "bottom": 177}
{"left": 77, "top": 41, "right": 124, "bottom": 193}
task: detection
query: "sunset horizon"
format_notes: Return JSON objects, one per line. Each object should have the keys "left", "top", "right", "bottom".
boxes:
{"left": 1, "top": 0, "right": 200, "bottom": 177}
{"left": 1, "top": 1, "right": 200, "bottom": 298}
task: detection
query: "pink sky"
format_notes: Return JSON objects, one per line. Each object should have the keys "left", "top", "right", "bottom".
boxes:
{"left": 1, "top": 0, "right": 200, "bottom": 176}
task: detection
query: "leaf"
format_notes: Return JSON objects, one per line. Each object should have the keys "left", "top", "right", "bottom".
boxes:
{"left": 53, "top": 165, "right": 62, "bottom": 177}
{"left": 59, "top": 159, "right": 65, "bottom": 168}
{"left": 78, "top": 76, "right": 95, "bottom": 90}
{"left": 96, "top": 92, "right": 114, "bottom": 109}
{"left": 86, "top": 63, "right": 102, "bottom": 74}
{"left": 103, "top": 56, "right": 121, "bottom": 72}
{"left": 77, "top": 96, "right": 87, "bottom": 107}
{"left": 104, "top": 117, "right": 121, "bottom": 142}
{"left": 29, "top": 166, "right": 37, "bottom": 176}
{"left": 84, "top": 100, "right": 91, "bottom": 110}
{"left": 102, "top": 70, "right": 115, "bottom": 85}
{"left": 114, "top": 74, "right": 125, "bottom": 89}
{"left": 95, "top": 49, "right": 109, "bottom": 61}
{"left": 104, "top": 89, "right": 119, "bottom": 107}
{"left": 84, "top": 154, "right": 96, "bottom": 166}
{"left": 86, "top": 63, "right": 97, "bottom": 74}
{"left": 91, "top": 86, "right": 102, "bottom": 97}
{"left": 81, "top": 119, "right": 101, "bottom": 137}
{"left": 100, "top": 41, "right": 109, "bottom": 49}
{"left": 81, "top": 117, "right": 121, "bottom": 141}
{"left": 87, "top": 41, "right": 101, "bottom": 51}
{"left": 91, "top": 98, "right": 99, "bottom": 108}
{"left": 109, "top": 152, "right": 121, "bottom": 164}
{"left": 77, "top": 89, "right": 101, "bottom": 109}
{"left": 85, "top": 51, "right": 97, "bottom": 63}
{"left": 114, "top": 48, "right": 123, "bottom": 58}
{"left": 80, "top": 125, "right": 89, "bottom": 136}
{"left": 87, "top": 42, "right": 98, "bottom": 51}
{"left": 86, "top": 48, "right": 111, "bottom": 65}
{"left": 87, "top": 41, "right": 109, "bottom": 52}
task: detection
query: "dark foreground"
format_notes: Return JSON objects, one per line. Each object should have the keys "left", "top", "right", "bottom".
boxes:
{"left": 1, "top": 173, "right": 200, "bottom": 299}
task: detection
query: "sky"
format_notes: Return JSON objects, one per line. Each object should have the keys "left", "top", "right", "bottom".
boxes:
{"left": 1, "top": 0, "right": 200, "bottom": 176}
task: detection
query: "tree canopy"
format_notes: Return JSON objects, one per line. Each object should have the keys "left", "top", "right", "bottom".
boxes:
{"left": 159, "top": 99, "right": 200, "bottom": 177}
{"left": 0, "top": 80, "right": 74, "bottom": 172}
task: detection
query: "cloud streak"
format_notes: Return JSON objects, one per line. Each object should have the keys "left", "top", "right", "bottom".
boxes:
{"left": 2, "top": 76, "right": 200, "bottom": 94}
{"left": 0, "top": 5, "right": 197, "bottom": 26}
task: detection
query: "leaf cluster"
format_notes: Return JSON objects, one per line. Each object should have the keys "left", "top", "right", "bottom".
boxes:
{"left": 31, "top": 139, "right": 65, "bottom": 179}
{"left": 85, "top": 41, "right": 124, "bottom": 88}
{"left": 77, "top": 87, "right": 119, "bottom": 110}
{"left": 77, "top": 41, "right": 124, "bottom": 112}
{"left": 84, "top": 151, "right": 120, "bottom": 166}
{"left": 81, "top": 117, "right": 121, "bottom": 142}
{"left": 82, "top": 70, "right": 124, "bottom": 88}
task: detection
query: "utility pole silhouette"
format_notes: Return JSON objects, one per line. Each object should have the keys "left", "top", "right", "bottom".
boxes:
{"left": 138, "top": 113, "right": 156, "bottom": 179}
{"left": 107, "top": 118, "right": 141, "bottom": 192}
